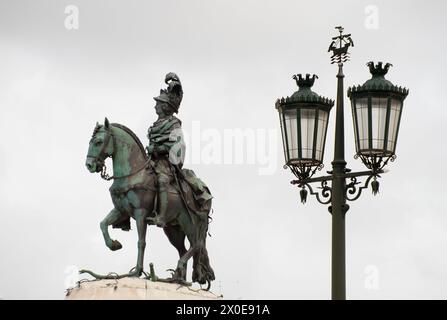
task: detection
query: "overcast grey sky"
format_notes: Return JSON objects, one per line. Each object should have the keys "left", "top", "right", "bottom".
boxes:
{"left": 1, "top": 0, "right": 447, "bottom": 299}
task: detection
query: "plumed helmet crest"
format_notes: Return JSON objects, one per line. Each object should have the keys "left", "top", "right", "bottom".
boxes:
{"left": 153, "top": 72, "right": 183, "bottom": 113}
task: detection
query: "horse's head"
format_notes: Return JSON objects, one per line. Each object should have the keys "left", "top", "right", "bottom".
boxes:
{"left": 86, "top": 117, "right": 114, "bottom": 173}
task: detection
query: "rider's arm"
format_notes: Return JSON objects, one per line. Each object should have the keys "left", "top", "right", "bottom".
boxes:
{"left": 157, "top": 129, "right": 184, "bottom": 169}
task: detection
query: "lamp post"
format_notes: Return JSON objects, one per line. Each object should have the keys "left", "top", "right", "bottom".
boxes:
{"left": 275, "top": 27, "right": 409, "bottom": 300}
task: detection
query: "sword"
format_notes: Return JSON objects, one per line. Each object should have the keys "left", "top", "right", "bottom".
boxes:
{"left": 170, "top": 164, "right": 194, "bottom": 220}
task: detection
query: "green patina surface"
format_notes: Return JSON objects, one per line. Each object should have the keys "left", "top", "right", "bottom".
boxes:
{"left": 82, "top": 73, "right": 215, "bottom": 288}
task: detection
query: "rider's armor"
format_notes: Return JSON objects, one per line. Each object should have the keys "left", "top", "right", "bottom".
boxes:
{"left": 147, "top": 73, "right": 184, "bottom": 227}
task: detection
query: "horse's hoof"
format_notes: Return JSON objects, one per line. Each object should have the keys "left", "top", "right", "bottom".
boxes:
{"left": 158, "top": 277, "right": 192, "bottom": 286}
{"left": 128, "top": 268, "right": 143, "bottom": 278}
{"left": 111, "top": 240, "right": 122, "bottom": 251}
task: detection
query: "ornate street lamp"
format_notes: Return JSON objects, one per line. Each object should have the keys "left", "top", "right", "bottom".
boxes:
{"left": 276, "top": 27, "right": 409, "bottom": 300}
{"left": 276, "top": 74, "right": 334, "bottom": 182}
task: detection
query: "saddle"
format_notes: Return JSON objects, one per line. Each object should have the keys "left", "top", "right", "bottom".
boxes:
{"left": 112, "top": 166, "right": 213, "bottom": 231}
{"left": 176, "top": 167, "right": 213, "bottom": 218}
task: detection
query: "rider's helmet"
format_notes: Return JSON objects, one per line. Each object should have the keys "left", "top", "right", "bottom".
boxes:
{"left": 154, "top": 72, "right": 183, "bottom": 113}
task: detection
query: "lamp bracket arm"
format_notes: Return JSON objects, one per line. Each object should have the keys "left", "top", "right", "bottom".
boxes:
{"left": 292, "top": 174, "right": 334, "bottom": 185}
{"left": 341, "top": 169, "right": 384, "bottom": 180}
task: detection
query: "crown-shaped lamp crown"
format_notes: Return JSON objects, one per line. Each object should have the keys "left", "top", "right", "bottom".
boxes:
{"left": 275, "top": 72, "right": 333, "bottom": 109}
{"left": 293, "top": 73, "right": 319, "bottom": 89}
{"left": 358, "top": 61, "right": 395, "bottom": 88}
{"left": 367, "top": 61, "right": 393, "bottom": 78}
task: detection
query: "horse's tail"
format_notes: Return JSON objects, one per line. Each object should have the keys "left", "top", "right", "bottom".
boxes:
{"left": 192, "top": 206, "right": 215, "bottom": 286}
{"left": 192, "top": 244, "right": 215, "bottom": 286}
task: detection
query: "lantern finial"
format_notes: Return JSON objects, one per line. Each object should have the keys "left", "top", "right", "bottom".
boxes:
{"left": 328, "top": 26, "right": 354, "bottom": 64}
{"left": 293, "top": 74, "right": 318, "bottom": 89}
{"left": 367, "top": 61, "right": 393, "bottom": 78}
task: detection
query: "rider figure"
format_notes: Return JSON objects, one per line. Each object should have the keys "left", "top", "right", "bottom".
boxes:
{"left": 146, "top": 73, "right": 184, "bottom": 228}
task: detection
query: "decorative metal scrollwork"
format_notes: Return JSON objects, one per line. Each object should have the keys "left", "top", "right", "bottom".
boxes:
{"left": 290, "top": 165, "right": 383, "bottom": 205}
{"left": 287, "top": 163, "right": 324, "bottom": 182}
{"left": 296, "top": 180, "right": 332, "bottom": 205}
{"left": 345, "top": 174, "right": 380, "bottom": 202}
{"left": 354, "top": 154, "right": 396, "bottom": 174}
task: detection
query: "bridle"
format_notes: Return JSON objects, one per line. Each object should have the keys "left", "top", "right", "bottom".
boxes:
{"left": 88, "top": 126, "right": 150, "bottom": 181}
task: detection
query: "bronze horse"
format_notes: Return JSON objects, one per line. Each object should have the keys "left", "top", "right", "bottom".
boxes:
{"left": 84, "top": 118, "right": 215, "bottom": 286}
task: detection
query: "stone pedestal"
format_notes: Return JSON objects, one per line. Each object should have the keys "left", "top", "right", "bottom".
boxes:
{"left": 65, "top": 277, "right": 221, "bottom": 300}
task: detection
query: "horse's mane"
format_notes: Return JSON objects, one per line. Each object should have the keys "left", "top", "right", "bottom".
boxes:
{"left": 111, "top": 123, "right": 148, "bottom": 160}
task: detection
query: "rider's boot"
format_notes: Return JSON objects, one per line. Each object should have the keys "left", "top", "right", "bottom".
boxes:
{"left": 154, "top": 186, "right": 169, "bottom": 227}
{"left": 149, "top": 180, "right": 174, "bottom": 228}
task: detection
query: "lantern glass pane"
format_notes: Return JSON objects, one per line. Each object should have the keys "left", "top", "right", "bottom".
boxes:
{"left": 371, "top": 97, "right": 388, "bottom": 152}
{"left": 300, "top": 108, "right": 316, "bottom": 160}
{"left": 355, "top": 98, "right": 369, "bottom": 150}
{"left": 284, "top": 109, "right": 299, "bottom": 161}
{"left": 387, "top": 99, "right": 402, "bottom": 153}
{"left": 352, "top": 102, "right": 359, "bottom": 151}
{"left": 278, "top": 109, "right": 289, "bottom": 163}
{"left": 315, "top": 110, "right": 328, "bottom": 162}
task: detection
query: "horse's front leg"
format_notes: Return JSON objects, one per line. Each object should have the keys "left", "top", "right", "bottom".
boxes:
{"left": 100, "top": 208, "right": 124, "bottom": 251}
{"left": 128, "top": 208, "right": 148, "bottom": 277}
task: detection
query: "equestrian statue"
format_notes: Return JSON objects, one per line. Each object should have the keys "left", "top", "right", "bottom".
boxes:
{"left": 82, "top": 73, "right": 215, "bottom": 288}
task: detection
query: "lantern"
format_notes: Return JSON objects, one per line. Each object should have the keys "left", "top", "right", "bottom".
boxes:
{"left": 276, "top": 74, "right": 334, "bottom": 179}
{"left": 348, "top": 62, "right": 409, "bottom": 171}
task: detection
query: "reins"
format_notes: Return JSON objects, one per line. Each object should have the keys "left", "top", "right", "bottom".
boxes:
{"left": 89, "top": 126, "right": 151, "bottom": 181}
{"left": 100, "top": 158, "right": 151, "bottom": 181}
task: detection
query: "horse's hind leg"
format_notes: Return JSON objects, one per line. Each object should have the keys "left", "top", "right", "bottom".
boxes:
{"left": 164, "top": 224, "right": 187, "bottom": 257}
{"left": 174, "top": 245, "right": 196, "bottom": 282}
{"left": 163, "top": 225, "right": 187, "bottom": 280}
{"left": 100, "top": 208, "right": 124, "bottom": 251}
